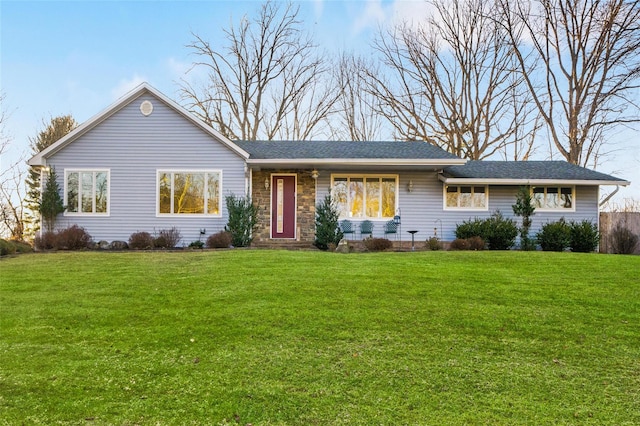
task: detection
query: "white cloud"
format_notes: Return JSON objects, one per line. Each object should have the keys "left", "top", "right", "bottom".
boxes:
{"left": 166, "top": 57, "right": 191, "bottom": 79}
{"left": 351, "top": 0, "right": 436, "bottom": 36}
{"left": 352, "top": 0, "right": 388, "bottom": 35}
{"left": 110, "top": 75, "right": 147, "bottom": 100}
{"left": 390, "top": 0, "right": 437, "bottom": 29}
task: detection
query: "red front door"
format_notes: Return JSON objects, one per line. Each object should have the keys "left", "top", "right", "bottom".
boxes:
{"left": 271, "top": 175, "right": 296, "bottom": 239}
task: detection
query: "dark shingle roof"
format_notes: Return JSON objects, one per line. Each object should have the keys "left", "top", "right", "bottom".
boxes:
{"left": 234, "top": 140, "right": 460, "bottom": 160}
{"left": 443, "top": 161, "right": 627, "bottom": 182}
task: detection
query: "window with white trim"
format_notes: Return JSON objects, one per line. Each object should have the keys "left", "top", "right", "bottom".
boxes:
{"left": 65, "top": 170, "right": 109, "bottom": 215}
{"left": 331, "top": 175, "right": 397, "bottom": 219}
{"left": 444, "top": 185, "right": 488, "bottom": 209}
{"left": 532, "top": 186, "right": 574, "bottom": 210}
{"left": 157, "top": 170, "right": 221, "bottom": 215}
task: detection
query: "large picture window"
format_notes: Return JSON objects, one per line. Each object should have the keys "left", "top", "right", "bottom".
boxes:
{"left": 445, "top": 185, "right": 488, "bottom": 209}
{"left": 157, "top": 170, "right": 221, "bottom": 216}
{"left": 331, "top": 175, "right": 397, "bottom": 219}
{"left": 65, "top": 170, "right": 109, "bottom": 215}
{"left": 532, "top": 186, "right": 574, "bottom": 210}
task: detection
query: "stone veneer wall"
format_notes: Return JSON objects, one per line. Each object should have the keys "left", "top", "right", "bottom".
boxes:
{"left": 251, "top": 170, "right": 317, "bottom": 244}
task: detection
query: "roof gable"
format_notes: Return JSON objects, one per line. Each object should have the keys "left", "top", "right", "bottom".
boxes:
{"left": 29, "top": 83, "right": 249, "bottom": 166}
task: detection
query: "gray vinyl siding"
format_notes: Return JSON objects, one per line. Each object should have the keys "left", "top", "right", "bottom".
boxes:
{"left": 47, "top": 93, "right": 247, "bottom": 244}
{"left": 316, "top": 171, "right": 601, "bottom": 244}
{"left": 440, "top": 185, "right": 600, "bottom": 242}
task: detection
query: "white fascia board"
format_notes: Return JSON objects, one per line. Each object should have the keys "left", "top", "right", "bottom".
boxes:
{"left": 247, "top": 158, "right": 467, "bottom": 167}
{"left": 142, "top": 84, "right": 249, "bottom": 159}
{"left": 439, "top": 176, "right": 631, "bottom": 186}
{"left": 29, "top": 83, "right": 155, "bottom": 166}
{"left": 28, "top": 82, "right": 249, "bottom": 167}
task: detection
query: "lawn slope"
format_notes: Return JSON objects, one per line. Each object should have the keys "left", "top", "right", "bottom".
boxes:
{"left": 1, "top": 251, "right": 639, "bottom": 425}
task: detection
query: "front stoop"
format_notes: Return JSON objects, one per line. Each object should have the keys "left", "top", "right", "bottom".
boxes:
{"left": 251, "top": 240, "right": 319, "bottom": 250}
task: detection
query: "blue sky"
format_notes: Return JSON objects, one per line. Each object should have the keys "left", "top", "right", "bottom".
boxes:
{"left": 1, "top": 0, "right": 638, "bottom": 204}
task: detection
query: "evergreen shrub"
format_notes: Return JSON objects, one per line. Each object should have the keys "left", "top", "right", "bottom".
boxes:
{"left": 225, "top": 195, "right": 259, "bottom": 247}
{"left": 569, "top": 220, "right": 599, "bottom": 253}
{"left": 455, "top": 211, "right": 517, "bottom": 250}
{"left": 537, "top": 219, "right": 571, "bottom": 251}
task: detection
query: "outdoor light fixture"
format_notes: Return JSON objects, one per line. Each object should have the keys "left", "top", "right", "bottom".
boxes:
{"left": 407, "top": 180, "right": 414, "bottom": 192}
{"left": 311, "top": 169, "right": 319, "bottom": 180}
{"left": 264, "top": 177, "right": 270, "bottom": 190}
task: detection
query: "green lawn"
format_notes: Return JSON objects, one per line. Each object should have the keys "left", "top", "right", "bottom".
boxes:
{"left": 1, "top": 250, "right": 639, "bottom": 425}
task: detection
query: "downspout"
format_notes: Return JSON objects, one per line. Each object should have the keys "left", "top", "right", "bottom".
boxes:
{"left": 599, "top": 185, "right": 620, "bottom": 208}
{"left": 598, "top": 185, "right": 620, "bottom": 253}
{"left": 245, "top": 165, "right": 251, "bottom": 196}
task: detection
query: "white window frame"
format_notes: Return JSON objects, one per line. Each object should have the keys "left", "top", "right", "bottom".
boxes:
{"left": 64, "top": 169, "right": 110, "bottom": 216}
{"left": 531, "top": 186, "right": 575, "bottom": 212}
{"left": 443, "top": 185, "right": 489, "bottom": 211}
{"left": 330, "top": 174, "right": 399, "bottom": 220}
{"left": 156, "top": 169, "right": 223, "bottom": 217}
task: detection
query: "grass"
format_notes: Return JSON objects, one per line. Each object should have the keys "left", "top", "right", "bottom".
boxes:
{"left": 1, "top": 250, "right": 639, "bottom": 425}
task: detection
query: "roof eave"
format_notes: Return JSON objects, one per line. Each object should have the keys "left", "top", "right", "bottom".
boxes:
{"left": 439, "top": 176, "right": 630, "bottom": 186}
{"left": 247, "top": 158, "right": 466, "bottom": 167}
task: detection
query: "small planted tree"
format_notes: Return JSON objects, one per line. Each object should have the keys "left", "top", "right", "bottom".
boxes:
{"left": 39, "top": 167, "right": 64, "bottom": 232}
{"left": 224, "top": 194, "right": 259, "bottom": 247}
{"left": 314, "top": 193, "right": 343, "bottom": 250}
{"left": 512, "top": 186, "right": 536, "bottom": 250}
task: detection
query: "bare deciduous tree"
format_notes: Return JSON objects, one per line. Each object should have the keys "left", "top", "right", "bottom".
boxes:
{"left": 332, "top": 54, "right": 385, "bottom": 141}
{"left": 0, "top": 162, "right": 27, "bottom": 240}
{"left": 0, "top": 91, "right": 27, "bottom": 240}
{"left": 498, "top": 0, "right": 640, "bottom": 167}
{"left": 180, "top": 1, "right": 338, "bottom": 141}
{"left": 363, "top": 0, "right": 539, "bottom": 159}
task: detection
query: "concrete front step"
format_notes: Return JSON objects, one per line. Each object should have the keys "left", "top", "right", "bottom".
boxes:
{"left": 251, "top": 240, "right": 319, "bottom": 250}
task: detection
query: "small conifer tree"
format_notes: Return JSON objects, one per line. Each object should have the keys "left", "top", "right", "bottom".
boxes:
{"left": 314, "top": 193, "right": 343, "bottom": 250}
{"left": 39, "top": 167, "right": 65, "bottom": 232}
{"left": 224, "top": 194, "right": 259, "bottom": 247}
{"left": 512, "top": 186, "right": 536, "bottom": 250}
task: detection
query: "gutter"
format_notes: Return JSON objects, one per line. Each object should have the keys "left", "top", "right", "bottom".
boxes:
{"left": 599, "top": 185, "right": 621, "bottom": 208}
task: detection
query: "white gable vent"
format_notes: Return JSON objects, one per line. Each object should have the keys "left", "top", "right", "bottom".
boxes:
{"left": 140, "top": 100, "right": 153, "bottom": 116}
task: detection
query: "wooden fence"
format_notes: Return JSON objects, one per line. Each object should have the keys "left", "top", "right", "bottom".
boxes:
{"left": 599, "top": 212, "right": 640, "bottom": 254}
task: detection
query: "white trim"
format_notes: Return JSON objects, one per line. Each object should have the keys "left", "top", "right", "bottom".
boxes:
{"left": 442, "top": 184, "right": 489, "bottom": 211}
{"left": 249, "top": 158, "right": 466, "bottom": 167}
{"left": 531, "top": 185, "right": 576, "bottom": 212}
{"left": 63, "top": 168, "right": 111, "bottom": 216}
{"left": 269, "top": 173, "right": 297, "bottom": 239}
{"left": 439, "top": 176, "right": 630, "bottom": 186}
{"left": 330, "top": 174, "right": 399, "bottom": 220}
{"left": 29, "top": 83, "right": 249, "bottom": 166}
{"left": 155, "top": 169, "right": 223, "bottom": 217}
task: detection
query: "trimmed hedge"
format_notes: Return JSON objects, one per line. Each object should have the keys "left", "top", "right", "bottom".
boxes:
{"left": 455, "top": 211, "right": 517, "bottom": 250}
